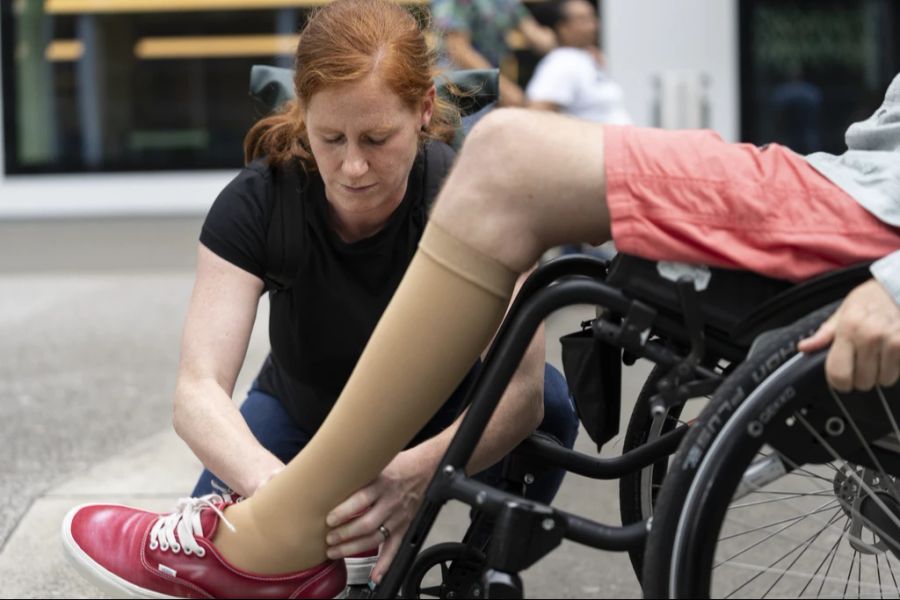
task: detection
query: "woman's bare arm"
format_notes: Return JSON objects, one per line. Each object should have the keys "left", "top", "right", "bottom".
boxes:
{"left": 173, "top": 244, "right": 282, "bottom": 497}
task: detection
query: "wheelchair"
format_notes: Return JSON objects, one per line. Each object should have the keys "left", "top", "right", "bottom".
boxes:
{"left": 249, "top": 64, "right": 900, "bottom": 598}
{"left": 363, "top": 251, "right": 898, "bottom": 599}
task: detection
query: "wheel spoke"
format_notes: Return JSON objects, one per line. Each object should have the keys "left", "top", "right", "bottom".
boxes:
{"left": 857, "top": 550, "right": 862, "bottom": 599}
{"left": 841, "top": 550, "right": 855, "bottom": 599}
{"left": 731, "top": 490, "right": 834, "bottom": 509}
{"left": 884, "top": 552, "right": 900, "bottom": 597}
{"left": 798, "top": 518, "right": 847, "bottom": 598}
{"left": 786, "top": 467, "right": 838, "bottom": 486}
{"left": 817, "top": 520, "right": 850, "bottom": 599}
{"left": 718, "top": 501, "right": 839, "bottom": 544}
{"left": 760, "top": 510, "right": 845, "bottom": 598}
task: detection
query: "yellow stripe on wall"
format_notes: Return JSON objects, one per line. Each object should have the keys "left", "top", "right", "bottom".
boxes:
{"left": 45, "top": 0, "right": 426, "bottom": 14}
{"left": 134, "top": 34, "right": 300, "bottom": 59}
{"left": 45, "top": 39, "right": 85, "bottom": 61}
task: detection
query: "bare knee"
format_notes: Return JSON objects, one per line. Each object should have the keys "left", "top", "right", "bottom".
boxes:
{"left": 430, "top": 109, "right": 546, "bottom": 272}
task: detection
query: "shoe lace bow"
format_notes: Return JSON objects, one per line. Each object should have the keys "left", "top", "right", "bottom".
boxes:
{"left": 148, "top": 494, "right": 236, "bottom": 557}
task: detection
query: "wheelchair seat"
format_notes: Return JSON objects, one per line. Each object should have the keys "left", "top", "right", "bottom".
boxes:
{"left": 606, "top": 254, "right": 873, "bottom": 351}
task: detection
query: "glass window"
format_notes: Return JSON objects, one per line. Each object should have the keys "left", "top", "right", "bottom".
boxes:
{"left": 1, "top": 0, "right": 425, "bottom": 174}
{"left": 740, "top": 0, "right": 900, "bottom": 154}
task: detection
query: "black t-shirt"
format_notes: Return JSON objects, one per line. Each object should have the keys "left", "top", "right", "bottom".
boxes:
{"left": 199, "top": 142, "right": 456, "bottom": 434}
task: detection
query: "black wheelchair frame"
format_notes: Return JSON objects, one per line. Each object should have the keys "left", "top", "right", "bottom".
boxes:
{"left": 368, "top": 253, "right": 878, "bottom": 599}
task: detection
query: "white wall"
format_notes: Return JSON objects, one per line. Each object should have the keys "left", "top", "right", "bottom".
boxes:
{"left": 604, "top": 0, "right": 740, "bottom": 141}
{"left": 0, "top": 0, "right": 741, "bottom": 218}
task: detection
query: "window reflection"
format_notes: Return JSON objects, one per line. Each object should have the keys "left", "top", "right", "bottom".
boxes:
{"left": 1, "top": 1, "right": 425, "bottom": 174}
{"left": 741, "top": 0, "right": 900, "bottom": 154}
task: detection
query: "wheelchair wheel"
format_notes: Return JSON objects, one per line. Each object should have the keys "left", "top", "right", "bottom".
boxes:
{"left": 643, "top": 302, "right": 900, "bottom": 598}
{"left": 619, "top": 365, "right": 683, "bottom": 577}
{"left": 670, "top": 358, "right": 899, "bottom": 598}
{"left": 642, "top": 303, "right": 837, "bottom": 597}
{"left": 399, "top": 542, "right": 486, "bottom": 599}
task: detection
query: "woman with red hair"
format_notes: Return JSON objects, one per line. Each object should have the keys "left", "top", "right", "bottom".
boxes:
{"left": 61, "top": 1, "right": 577, "bottom": 597}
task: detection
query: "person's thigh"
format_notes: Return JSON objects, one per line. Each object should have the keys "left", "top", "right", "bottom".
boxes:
{"left": 191, "top": 384, "right": 311, "bottom": 496}
{"left": 604, "top": 125, "right": 900, "bottom": 281}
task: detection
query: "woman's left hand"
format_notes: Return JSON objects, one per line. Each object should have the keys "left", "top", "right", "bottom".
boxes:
{"left": 324, "top": 448, "right": 436, "bottom": 583}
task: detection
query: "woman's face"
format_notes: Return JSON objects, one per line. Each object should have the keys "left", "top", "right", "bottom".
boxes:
{"left": 303, "top": 74, "right": 434, "bottom": 216}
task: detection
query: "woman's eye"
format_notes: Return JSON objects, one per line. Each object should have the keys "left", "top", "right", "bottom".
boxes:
{"left": 366, "top": 137, "right": 387, "bottom": 146}
{"left": 324, "top": 136, "right": 344, "bottom": 145}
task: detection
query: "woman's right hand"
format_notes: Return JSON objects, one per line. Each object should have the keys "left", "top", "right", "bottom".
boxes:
{"left": 323, "top": 448, "right": 436, "bottom": 582}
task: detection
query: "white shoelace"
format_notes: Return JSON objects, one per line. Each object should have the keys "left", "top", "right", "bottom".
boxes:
{"left": 147, "top": 494, "right": 236, "bottom": 557}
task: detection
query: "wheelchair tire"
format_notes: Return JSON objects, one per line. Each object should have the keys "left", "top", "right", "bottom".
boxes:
{"left": 641, "top": 302, "right": 842, "bottom": 598}
{"left": 619, "top": 365, "right": 683, "bottom": 579}
{"left": 399, "top": 542, "right": 486, "bottom": 599}
{"left": 666, "top": 357, "right": 900, "bottom": 597}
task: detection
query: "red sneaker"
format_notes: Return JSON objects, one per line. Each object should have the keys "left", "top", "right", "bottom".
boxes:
{"left": 62, "top": 495, "right": 346, "bottom": 599}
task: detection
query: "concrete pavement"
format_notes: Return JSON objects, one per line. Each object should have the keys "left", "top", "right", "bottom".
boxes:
{"left": 0, "top": 217, "right": 648, "bottom": 598}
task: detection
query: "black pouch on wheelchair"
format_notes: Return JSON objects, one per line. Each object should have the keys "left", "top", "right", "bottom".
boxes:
{"left": 559, "top": 327, "right": 621, "bottom": 451}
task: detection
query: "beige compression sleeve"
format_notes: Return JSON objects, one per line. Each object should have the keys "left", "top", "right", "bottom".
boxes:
{"left": 213, "top": 222, "right": 518, "bottom": 573}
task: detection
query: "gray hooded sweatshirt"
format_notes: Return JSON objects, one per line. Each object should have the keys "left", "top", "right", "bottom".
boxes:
{"left": 806, "top": 73, "right": 900, "bottom": 304}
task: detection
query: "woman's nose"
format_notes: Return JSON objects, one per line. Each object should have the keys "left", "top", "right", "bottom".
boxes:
{"left": 341, "top": 146, "right": 369, "bottom": 179}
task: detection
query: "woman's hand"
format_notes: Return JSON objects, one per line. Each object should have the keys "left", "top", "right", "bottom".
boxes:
{"left": 798, "top": 278, "right": 900, "bottom": 391}
{"left": 324, "top": 447, "right": 437, "bottom": 583}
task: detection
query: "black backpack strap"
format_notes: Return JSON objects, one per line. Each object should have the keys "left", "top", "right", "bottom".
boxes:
{"left": 265, "top": 162, "right": 304, "bottom": 292}
{"left": 422, "top": 141, "right": 456, "bottom": 211}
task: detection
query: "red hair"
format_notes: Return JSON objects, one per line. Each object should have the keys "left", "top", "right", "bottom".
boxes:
{"left": 243, "top": 0, "right": 458, "bottom": 167}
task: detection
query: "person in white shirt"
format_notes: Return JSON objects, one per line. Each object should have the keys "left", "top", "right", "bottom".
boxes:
{"left": 526, "top": 0, "right": 630, "bottom": 124}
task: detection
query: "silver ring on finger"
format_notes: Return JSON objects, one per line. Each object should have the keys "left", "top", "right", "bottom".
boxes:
{"left": 378, "top": 523, "right": 391, "bottom": 541}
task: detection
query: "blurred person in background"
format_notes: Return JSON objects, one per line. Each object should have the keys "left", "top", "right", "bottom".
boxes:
{"left": 432, "top": 0, "right": 556, "bottom": 107}
{"left": 527, "top": 0, "right": 629, "bottom": 257}
{"left": 770, "top": 62, "right": 823, "bottom": 154}
{"left": 527, "top": 0, "right": 630, "bottom": 124}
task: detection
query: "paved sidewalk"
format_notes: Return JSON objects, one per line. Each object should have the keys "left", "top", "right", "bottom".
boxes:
{"left": 0, "top": 430, "right": 203, "bottom": 599}
{"left": 0, "top": 416, "right": 646, "bottom": 599}
{"left": 0, "top": 217, "right": 647, "bottom": 599}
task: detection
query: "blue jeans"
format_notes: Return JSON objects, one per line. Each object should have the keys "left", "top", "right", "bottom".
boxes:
{"left": 193, "top": 363, "right": 578, "bottom": 505}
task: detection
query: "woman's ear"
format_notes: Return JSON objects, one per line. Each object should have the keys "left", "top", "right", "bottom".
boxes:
{"left": 421, "top": 85, "right": 437, "bottom": 129}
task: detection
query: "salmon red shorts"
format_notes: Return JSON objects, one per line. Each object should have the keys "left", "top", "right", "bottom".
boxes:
{"left": 603, "top": 125, "right": 900, "bottom": 282}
